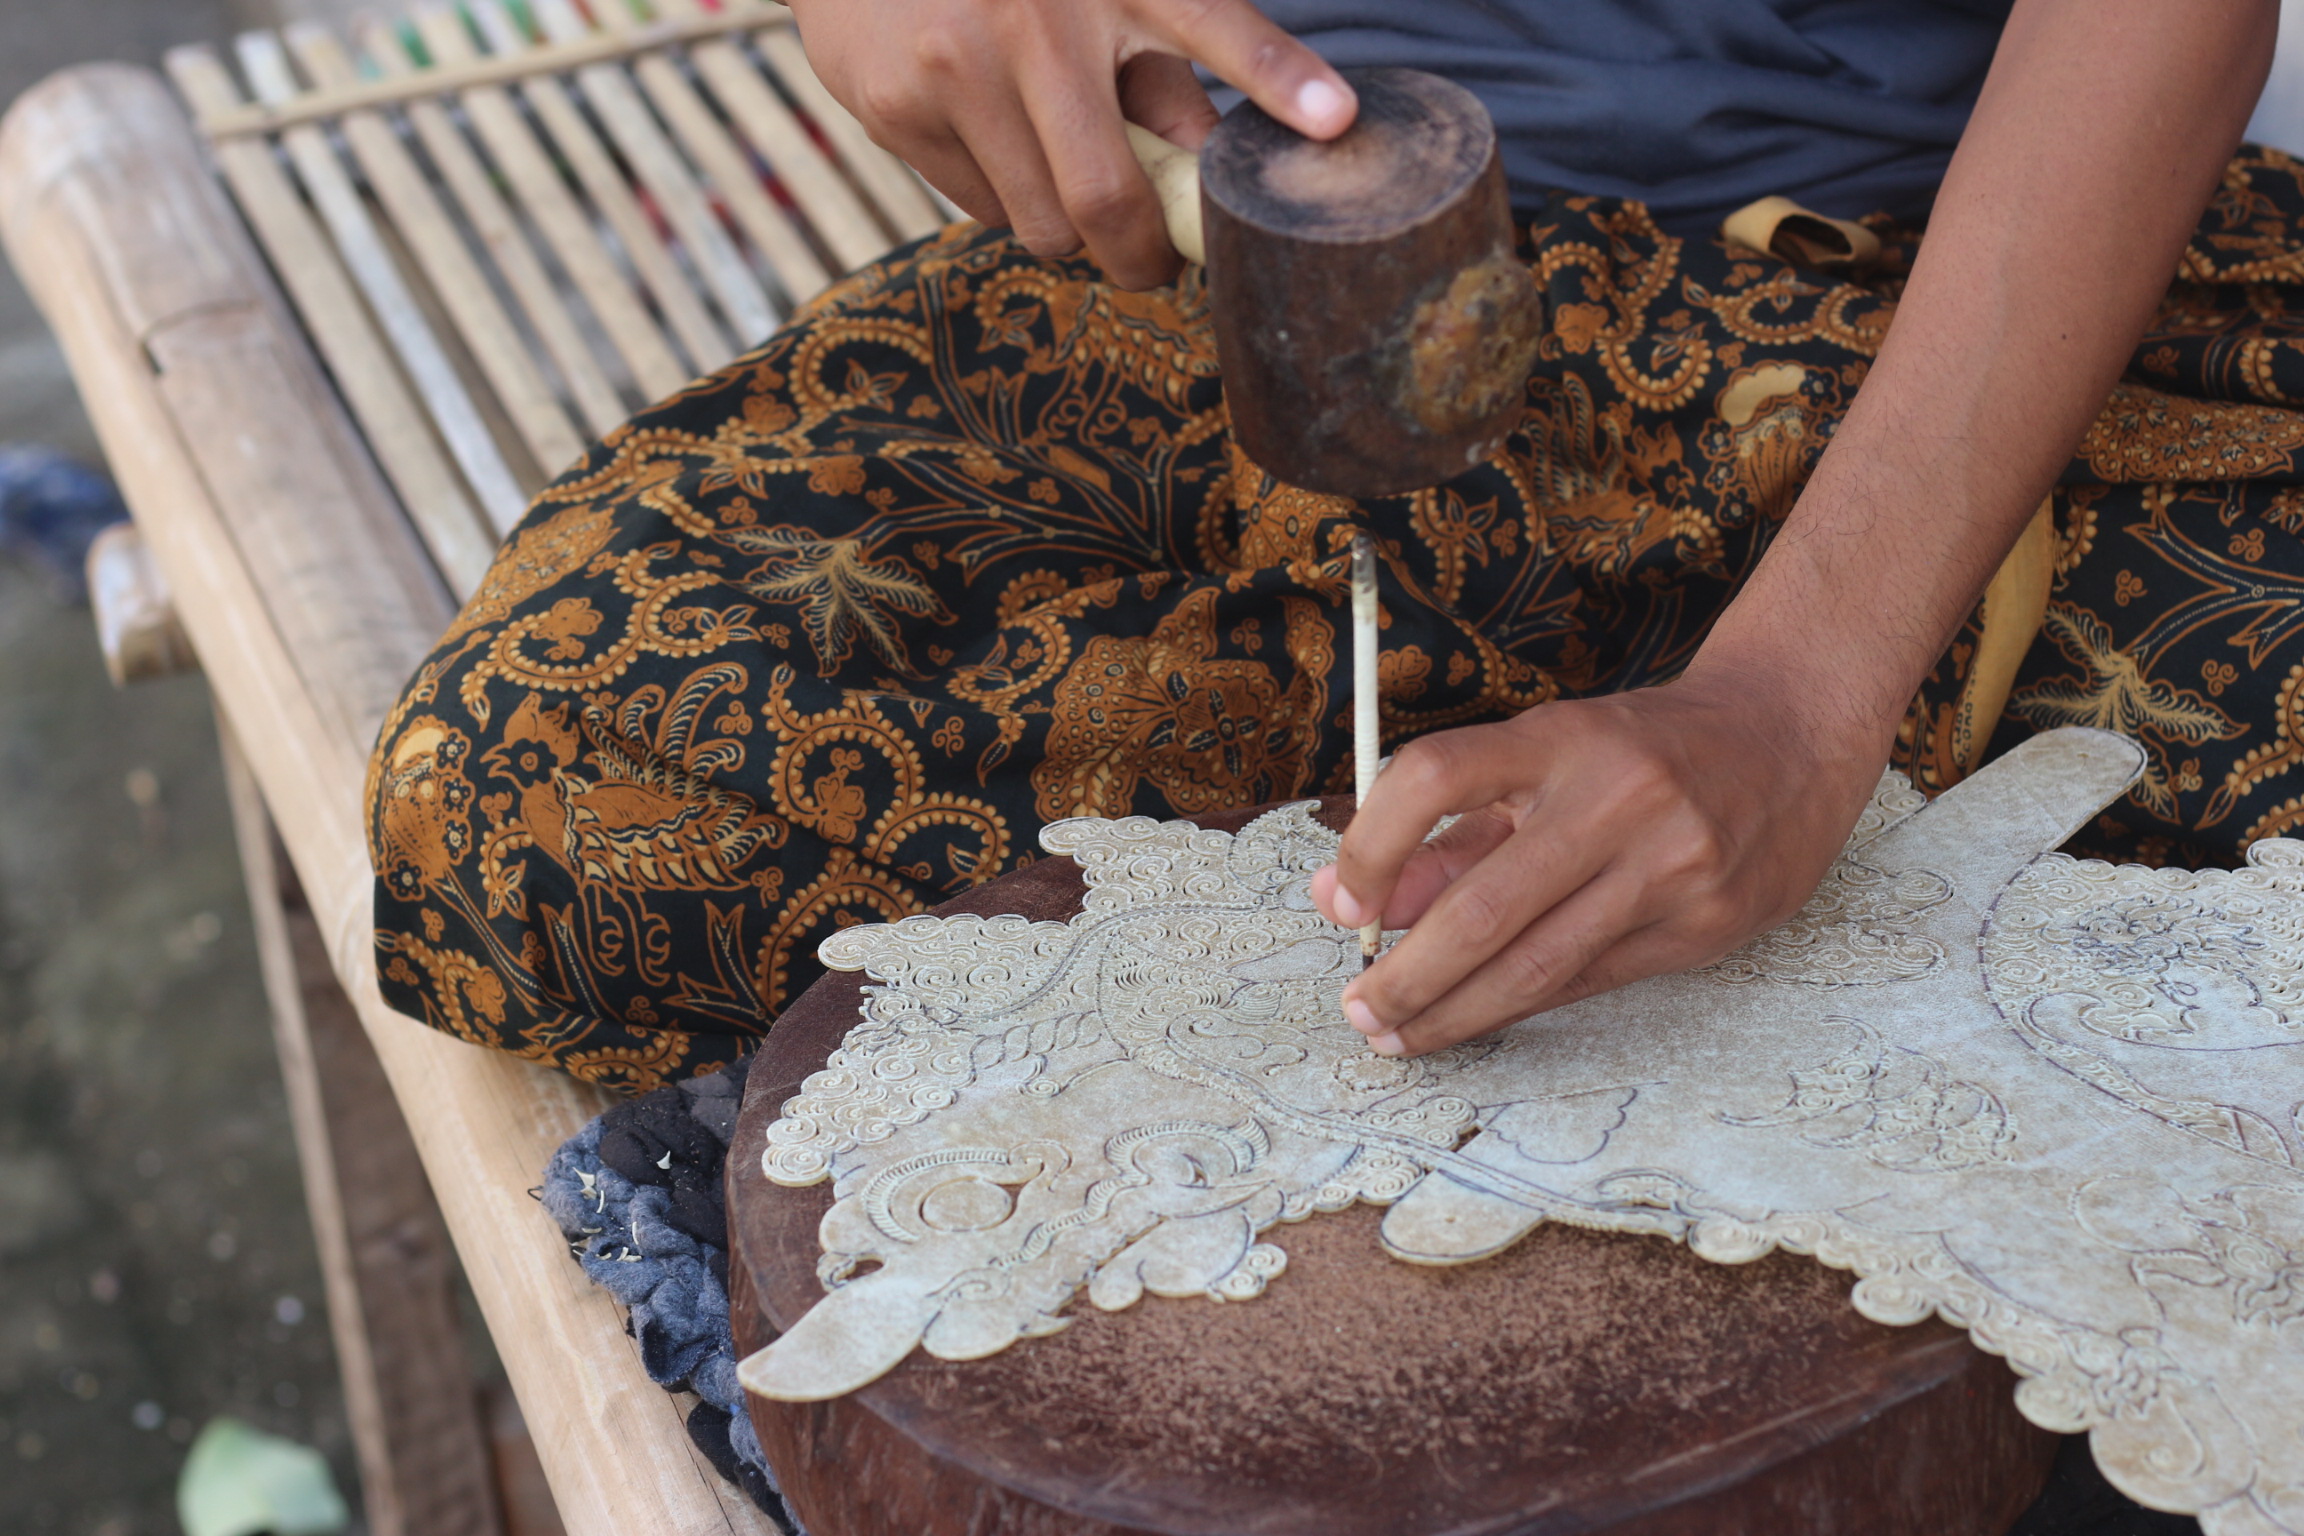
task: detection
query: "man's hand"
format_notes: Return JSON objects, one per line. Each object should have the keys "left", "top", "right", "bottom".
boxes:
{"left": 1310, "top": 673, "right": 1886, "bottom": 1056}
{"left": 786, "top": 0, "right": 1356, "bottom": 289}
{"left": 1306, "top": 0, "right": 2273, "bottom": 1056}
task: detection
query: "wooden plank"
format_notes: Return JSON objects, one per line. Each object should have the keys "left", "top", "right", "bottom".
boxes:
{"left": 355, "top": 15, "right": 628, "bottom": 443}
{"left": 287, "top": 23, "right": 588, "bottom": 479}
{"left": 230, "top": 29, "right": 531, "bottom": 536}
{"left": 655, "top": 0, "right": 892, "bottom": 275}
{"left": 593, "top": 2, "right": 831, "bottom": 307}
{"left": 483, "top": 1384, "right": 569, "bottom": 1536}
{"left": 527, "top": 0, "right": 778, "bottom": 346}
{"left": 467, "top": 1, "right": 733, "bottom": 375}
{"left": 0, "top": 63, "right": 776, "bottom": 1536}
{"left": 221, "top": 725, "right": 509, "bottom": 1536}
{"left": 86, "top": 522, "right": 198, "bottom": 686}
{"left": 754, "top": 24, "right": 945, "bottom": 242}
{"left": 43, "top": 63, "right": 450, "bottom": 742}
{"left": 194, "top": 0, "right": 789, "bottom": 139}
{"left": 163, "top": 45, "right": 497, "bottom": 597}
{"left": 407, "top": 6, "right": 688, "bottom": 405}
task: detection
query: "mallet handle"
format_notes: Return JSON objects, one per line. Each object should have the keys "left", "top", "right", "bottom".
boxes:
{"left": 1125, "top": 124, "right": 1205, "bottom": 266}
{"left": 1351, "top": 534, "right": 1381, "bottom": 967}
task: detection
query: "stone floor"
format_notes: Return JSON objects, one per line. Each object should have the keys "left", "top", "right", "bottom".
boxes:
{"left": 0, "top": 563, "right": 353, "bottom": 1536}
{"left": 0, "top": 3, "right": 367, "bottom": 1533}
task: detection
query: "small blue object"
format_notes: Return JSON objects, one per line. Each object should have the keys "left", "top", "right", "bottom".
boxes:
{"left": 0, "top": 443, "right": 129, "bottom": 600}
{"left": 541, "top": 1057, "right": 808, "bottom": 1533}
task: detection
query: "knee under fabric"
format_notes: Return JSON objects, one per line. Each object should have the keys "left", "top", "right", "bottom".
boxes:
{"left": 371, "top": 154, "right": 2304, "bottom": 1091}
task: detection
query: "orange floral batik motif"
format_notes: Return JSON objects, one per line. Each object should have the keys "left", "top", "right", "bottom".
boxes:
{"left": 371, "top": 148, "right": 2304, "bottom": 1092}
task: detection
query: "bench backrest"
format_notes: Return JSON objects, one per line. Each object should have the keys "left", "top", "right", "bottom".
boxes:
{"left": 167, "top": 0, "right": 941, "bottom": 598}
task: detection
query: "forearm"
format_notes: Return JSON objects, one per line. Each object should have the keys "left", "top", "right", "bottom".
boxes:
{"left": 1326, "top": 0, "right": 2281, "bottom": 1050}
{"left": 1693, "top": 0, "right": 2277, "bottom": 752}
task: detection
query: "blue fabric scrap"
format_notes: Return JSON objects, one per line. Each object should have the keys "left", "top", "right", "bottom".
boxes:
{"left": 540, "top": 1057, "right": 805, "bottom": 1533}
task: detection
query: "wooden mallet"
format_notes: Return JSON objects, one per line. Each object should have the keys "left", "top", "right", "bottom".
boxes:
{"left": 1126, "top": 67, "right": 1544, "bottom": 499}
{"left": 1128, "top": 70, "right": 1542, "bottom": 970}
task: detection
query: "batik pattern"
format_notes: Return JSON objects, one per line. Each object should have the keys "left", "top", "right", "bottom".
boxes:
{"left": 369, "top": 147, "right": 2304, "bottom": 1093}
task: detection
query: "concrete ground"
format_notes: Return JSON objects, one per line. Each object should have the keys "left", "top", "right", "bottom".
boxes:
{"left": 0, "top": 3, "right": 367, "bottom": 1533}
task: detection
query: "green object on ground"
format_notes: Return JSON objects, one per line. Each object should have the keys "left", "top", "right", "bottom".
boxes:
{"left": 176, "top": 1417, "right": 349, "bottom": 1536}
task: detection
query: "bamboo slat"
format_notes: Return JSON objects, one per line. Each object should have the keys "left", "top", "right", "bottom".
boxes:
{"left": 921, "top": 179, "right": 969, "bottom": 225}
{"left": 754, "top": 24, "right": 945, "bottom": 241}
{"left": 286, "top": 23, "right": 587, "bottom": 477}
{"left": 194, "top": 0, "right": 787, "bottom": 139}
{"left": 233, "top": 30, "right": 531, "bottom": 535}
{"left": 408, "top": 5, "right": 690, "bottom": 404}
{"left": 665, "top": 0, "right": 892, "bottom": 273}
{"left": 163, "top": 46, "right": 499, "bottom": 597}
{"left": 180, "top": 0, "right": 949, "bottom": 472}
{"left": 469, "top": 0, "right": 733, "bottom": 374}
{"left": 356, "top": 15, "right": 630, "bottom": 440}
{"left": 528, "top": 0, "right": 777, "bottom": 347}
{"left": 586, "top": 0, "right": 832, "bottom": 307}
{"left": 648, "top": 66, "right": 830, "bottom": 304}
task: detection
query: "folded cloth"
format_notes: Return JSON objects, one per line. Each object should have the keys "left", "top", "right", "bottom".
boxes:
{"left": 538, "top": 1057, "right": 806, "bottom": 1532}
{"left": 0, "top": 444, "right": 126, "bottom": 600}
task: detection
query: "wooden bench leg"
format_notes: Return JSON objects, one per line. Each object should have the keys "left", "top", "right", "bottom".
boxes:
{"left": 218, "top": 722, "right": 531, "bottom": 1536}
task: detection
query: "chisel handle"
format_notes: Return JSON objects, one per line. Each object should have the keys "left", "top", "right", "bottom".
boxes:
{"left": 1125, "top": 123, "right": 1205, "bottom": 265}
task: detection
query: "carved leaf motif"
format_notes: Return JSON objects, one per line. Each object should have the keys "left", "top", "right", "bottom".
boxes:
{"left": 1983, "top": 838, "right": 2304, "bottom": 1170}
{"left": 1703, "top": 859, "right": 1952, "bottom": 987}
{"left": 1718, "top": 1018, "right": 2013, "bottom": 1171}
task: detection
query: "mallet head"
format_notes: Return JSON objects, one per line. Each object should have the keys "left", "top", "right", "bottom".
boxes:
{"left": 1198, "top": 69, "right": 1544, "bottom": 499}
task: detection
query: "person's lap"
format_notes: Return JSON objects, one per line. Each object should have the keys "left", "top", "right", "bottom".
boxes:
{"left": 367, "top": 149, "right": 2304, "bottom": 1092}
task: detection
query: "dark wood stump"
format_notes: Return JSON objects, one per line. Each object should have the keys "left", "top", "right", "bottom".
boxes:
{"left": 731, "top": 801, "right": 2057, "bottom": 1536}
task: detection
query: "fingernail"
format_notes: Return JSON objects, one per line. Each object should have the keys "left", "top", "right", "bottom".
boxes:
{"left": 1330, "top": 883, "right": 1370, "bottom": 927}
{"left": 1369, "top": 1032, "right": 1405, "bottom": 1057}
{"left": 1342, "top": 997, "right": 1383, "bottom": 1035}
{"left": 1295, "top": 78, "right": 1353, "bottom": 132}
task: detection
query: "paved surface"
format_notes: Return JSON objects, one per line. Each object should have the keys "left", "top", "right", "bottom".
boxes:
{"left": 0, "top": 4, "right": 364, "bottom": 1533}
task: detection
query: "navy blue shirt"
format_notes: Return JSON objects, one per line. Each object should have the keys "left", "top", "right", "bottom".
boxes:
{"left": 1239, "top": 1, "right": 2015, "bottom": 232}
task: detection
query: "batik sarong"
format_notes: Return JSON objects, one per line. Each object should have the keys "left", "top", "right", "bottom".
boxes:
{"left": 367, "top": 146, "right": 2304, "bottom": 1093}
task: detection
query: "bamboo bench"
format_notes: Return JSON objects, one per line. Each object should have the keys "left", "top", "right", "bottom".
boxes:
{"left": 0, "top": 5, "right": 943, "bottom": 1531}
{"left": 11, "top": 0, "right": 2216, "bottom": 1524}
